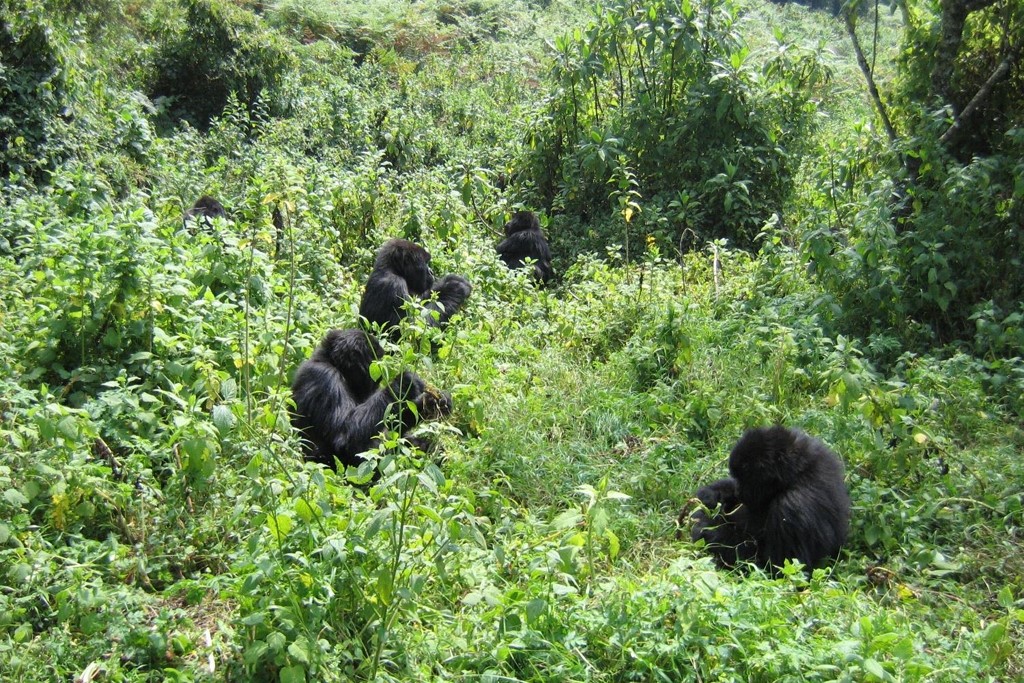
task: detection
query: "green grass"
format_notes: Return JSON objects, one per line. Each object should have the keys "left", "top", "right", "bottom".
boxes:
{"left": 0, "top": 0, "right": 1022, "bottom": 681}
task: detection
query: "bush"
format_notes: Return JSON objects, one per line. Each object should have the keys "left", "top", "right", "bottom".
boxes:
{"left": 0, "top": 0, "right": 71, "bottom": 182}
{"left": 150, "top": 0, "right": 296, "bottom": 130}
{"left": 521, "top": 0, "right": 829, "bottom": 263}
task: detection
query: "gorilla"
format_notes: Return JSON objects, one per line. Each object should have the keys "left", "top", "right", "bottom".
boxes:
{"left": 496, "top": 210, "right": 553, "bottom": 284}
{"left": 359, "top": 239, "right": 472, "bottom": 336}
{"left": 687, "top": 426, "right": 851, "bottom": 573}
{"left": 182, "top": 195, "right": 227, "bottom": 231}
{"left": 291, "top": 328, "right": 453, "bottom": 472}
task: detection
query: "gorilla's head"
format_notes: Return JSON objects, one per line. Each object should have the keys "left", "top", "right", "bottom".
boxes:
{"left": 183, "top": 195, "right": 227, "bottom": 225}
{"left": 377, "top": 238, "right": 434, "bottom": 295}
{"left": 503, "top": 211, "right": 541, "bottom": 238}
{"left": 729, "top": 426, "right": 814, "bottom": 507}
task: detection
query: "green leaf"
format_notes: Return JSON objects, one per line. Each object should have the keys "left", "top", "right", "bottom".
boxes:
{"left": 294, "top": 498, "right": 316, "bottom": 523}
{"left": 13, "top": 623, "right": 32, "bottom": 643}
{"left": 57, "top": 415, "right": 78, "bottom": 440}
{"left": 212, "top": 404, "right": 236, "bottom": 433}
{"left": 369, "top": 361, "right": 383, "bottom": 382}
{"left": 241, "top": 612, "right": 265, "bottom": 626}
{"left": 267, "top": 631, "right": 286, "bottom": 652}
{"left": 280, "top": 665, "right": 306, "bottom": 683}
{"left": 3, "top": 489, "right": 29, "bottom": 508}
{"left": 605, "top": 528, "right": 620, "bottom": 560}
{"left": 981, "top": 622, "right": 1007, "bottom": 647}
{"left": 415, "top": 504, "right": 443, "bottom": 523}
{"left": 525, "top": 598, "right": 546, "bottom": 624}
{"left": 376, "top": 566, "right": 394, "bottom": 605}
{"left": 287, "top": 639, "right": 311, "bottom": 665}
{"left": 267, "top": 513, "right": 293, "bottom": 541}
{"left": 565, "top": 532, "right": 586, "bottom": 547}
{"left": 863, "top": 659, "right": 888, "bottom": 680}
{"left": 552, "top": 509, "right": 583, "bottom": 530}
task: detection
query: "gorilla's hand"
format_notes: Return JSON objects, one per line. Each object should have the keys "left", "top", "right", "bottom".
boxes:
{"left": 435, "top": 274, "right": 473, "bottom": 301}
{"left": 417, "top": 388, "right": 453, "bottom": 420}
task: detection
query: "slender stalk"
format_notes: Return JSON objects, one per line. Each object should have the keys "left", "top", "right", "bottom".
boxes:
{"left": 276, "top": 201, "right": 297, "bottom": 390}
{"left": 843, "top": 11, "right": 899, "bottom": 146}
{"left": 369, "top": 473, "right": 420, "bottom": 679}
{"left": 243, "top": 211, "right": 257, "bottom": 421}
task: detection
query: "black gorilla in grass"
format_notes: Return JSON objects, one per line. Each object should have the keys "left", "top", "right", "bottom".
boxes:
{"left": 291, "top": 329, "right": 453, "bottom": 471}
{"left": 496, "top": 210, "right": 553, "bottom": 284}
{"left": 686, "top": 426, "right": 851, "bottom": 572}
{"left": 359, "top": 239, "right": 472, "bottom": 338}
{"left": 182, "top": 195, "right": 227, "bottom": 231}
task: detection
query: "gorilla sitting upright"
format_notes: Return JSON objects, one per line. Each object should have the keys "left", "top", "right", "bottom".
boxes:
{"left": 496, "top": 210, "right": 554, "bottom": 284}
{"left": 359, "top": 239, "right": 472, "bottom": 337}
{"left": 291, "top": 328, "right": 452, "bottom": 471}
{"left": 686, "top": 426, "right": 851, "bottom": 573}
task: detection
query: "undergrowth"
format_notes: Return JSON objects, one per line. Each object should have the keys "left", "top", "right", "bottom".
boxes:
{"left": 0, "top": 0, "right": 1022, "bottom": 681}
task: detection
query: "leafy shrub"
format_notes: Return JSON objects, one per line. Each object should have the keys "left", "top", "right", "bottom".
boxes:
{"left": 150, "top": 0, "right": 296, "bottom": 130}
{"left": 800, "top": 1, "right": 1024, "bottom": 351}
{"left": 3, "top": 1, "right": 1024, "bottom": 680}
{"left": 0, "top": 0, "right": 72, "bottom": 181}
{"left": 522, "top": 0, "right": 830, "bottom": 262}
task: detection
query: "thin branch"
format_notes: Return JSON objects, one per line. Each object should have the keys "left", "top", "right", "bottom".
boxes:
{"left": 939, "top": 51, "right": 1018, "bottom": 146}
{"left": 843, "top": 11, "right": 900, "bottom": 146}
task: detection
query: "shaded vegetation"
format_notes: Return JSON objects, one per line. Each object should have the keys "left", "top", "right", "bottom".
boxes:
{"left": 525, "top": 0, "right": 831, "bottom": 259}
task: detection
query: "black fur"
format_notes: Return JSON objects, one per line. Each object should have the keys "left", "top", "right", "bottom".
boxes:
{"left": 359, "top": 239, "right": 472, "bottom": 336}
{"left": 688, "top": 426, "right": 851, "bottom": 572}
{"left": 182, "top": 195, "right": 227, "bottom": 231}
{"left": 685, "top": 477, "right": 758, "bottom": 568}
{"left": 291, "top": 329, "right": 452, "bottom": 471}
{"left": 496, "top": 211, "right": 553, "bottom": 284}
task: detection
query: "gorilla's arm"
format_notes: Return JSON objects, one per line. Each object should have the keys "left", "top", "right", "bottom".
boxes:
{"left": 694, "top": 478, "right": 740, "bottom": 511}
{"left": 330, "top": 374, "right": 423, "bottom": 460}
{"left": 294, "top": 363, "right": 429, "bottom": 466}
{"left": 422, "top": 274, "right": 472, "bottom": 326}
{"left": 496, "top": 234, "right": 523, "bottom": 267}
{"left": 689, "top": 478, "right": 758, "bottom": 568}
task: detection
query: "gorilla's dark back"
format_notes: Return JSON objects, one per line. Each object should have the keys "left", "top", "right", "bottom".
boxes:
{"left": 291, "top": 329, "right": 383, "bottom": 466}
{"left": 730, "top": 426, "right": 850, "bottom": 570}
{"left": 497, "top": 211, "right": 553, "bottom": 284}
{"left": 360, "top": 239, "right": 434, "bottom": 330}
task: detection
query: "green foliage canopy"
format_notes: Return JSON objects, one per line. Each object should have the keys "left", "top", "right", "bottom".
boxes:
{"left": 523, "top": 0, "right": 831, "bottom": 262}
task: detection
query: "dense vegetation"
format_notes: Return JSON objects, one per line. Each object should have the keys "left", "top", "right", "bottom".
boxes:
{"left": 1, "top": 0, "right": 1022, "bottom": 680}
